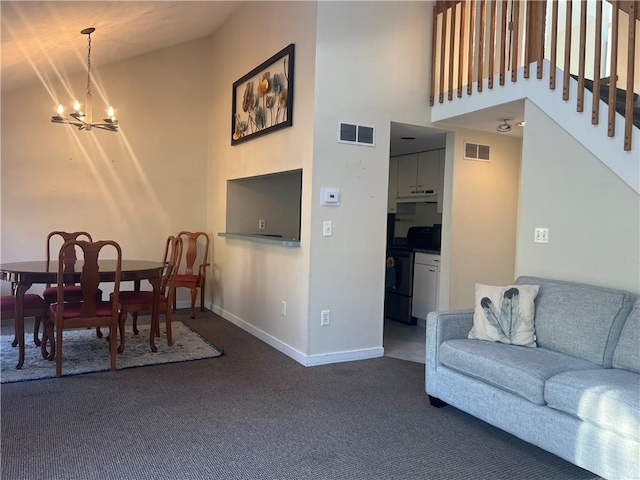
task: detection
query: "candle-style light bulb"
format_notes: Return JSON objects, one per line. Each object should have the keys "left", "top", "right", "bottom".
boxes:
{"left": 56, "top": 104, "right": 64, "bottom": 116}
{"left": 107, "top": 106, "right": 114, "bottom": 119}
{"left": 73, "top": 100, "right": 81, "bottom": 112}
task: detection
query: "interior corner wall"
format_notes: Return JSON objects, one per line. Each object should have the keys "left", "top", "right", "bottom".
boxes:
{"left": 516, "top": 100, "right": 640, "bottom": 294}
{"left": 0, "top": 38, "right": 211, "bottom": 298}
{"left": 207, "top": 1, "right": 317, "bottom": 359}
{"left": 447, "top": 128, "right": 522, "bottom": 310}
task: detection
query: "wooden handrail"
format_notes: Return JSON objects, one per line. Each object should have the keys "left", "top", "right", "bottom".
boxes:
{"left": 430, "top": 0, "right": 638, "bottom": 151}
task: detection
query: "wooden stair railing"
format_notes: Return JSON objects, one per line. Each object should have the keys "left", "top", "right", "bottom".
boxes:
{"left": 431, "top": 0, "right": 639, "bottom": 151}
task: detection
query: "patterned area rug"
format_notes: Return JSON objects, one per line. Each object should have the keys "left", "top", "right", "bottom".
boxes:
{"left": 0, "top": 321, "right": 223, "bottom": 383}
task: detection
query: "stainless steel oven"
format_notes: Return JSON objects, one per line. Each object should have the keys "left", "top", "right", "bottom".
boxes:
{"left": 385, "top": 225, "right": 442, "bottom": 324}
{"left": 385, "top": 248, "right": 415, "bottom": 324}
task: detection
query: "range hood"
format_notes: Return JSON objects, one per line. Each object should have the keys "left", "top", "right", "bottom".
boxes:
{"left": 396, "top": 189, "right": 439, "bottom": 203}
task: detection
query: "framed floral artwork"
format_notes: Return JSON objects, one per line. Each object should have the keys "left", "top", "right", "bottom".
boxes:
{"left": 231, "top": 44, "right": 295, "bottom": 146}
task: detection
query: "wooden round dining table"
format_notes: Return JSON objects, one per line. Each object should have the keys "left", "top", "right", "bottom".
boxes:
{"left": 1, "top": 260, "right": 165, "bottom": 369}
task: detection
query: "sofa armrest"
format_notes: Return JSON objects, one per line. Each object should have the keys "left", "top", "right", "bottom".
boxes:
{"left": 426, "top": 310, "right": 473, "bottom": 394}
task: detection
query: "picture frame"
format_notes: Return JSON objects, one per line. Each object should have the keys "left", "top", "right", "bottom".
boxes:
{"left": 231, "top": 43, "right": 295, "bottom": 146}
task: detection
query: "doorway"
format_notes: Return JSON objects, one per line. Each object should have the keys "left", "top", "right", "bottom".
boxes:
{"left": 384, "top": 122, "right": 447, "bottom": 364}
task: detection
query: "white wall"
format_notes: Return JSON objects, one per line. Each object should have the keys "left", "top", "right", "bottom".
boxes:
{"left": 309, "top": 1, "right": 435, "bottom": 359}
{"left": 447, "top": 128, "right": 522, "bottom": 309}
{"left": 207, "top": 1, "right": 451, "bottom": 364}
{"left": 517, "top": 100, "right": 640, "bottom": 294}
{"left": 207, "top": 1, "right": 317, "bottom": 360}
{"left": 1, "top": 38, "right": 211, "bottom": 299}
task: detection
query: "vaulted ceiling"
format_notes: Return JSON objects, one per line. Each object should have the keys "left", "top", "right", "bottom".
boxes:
{"left": 1, "top": 1, "right": 240, "bottom": 92}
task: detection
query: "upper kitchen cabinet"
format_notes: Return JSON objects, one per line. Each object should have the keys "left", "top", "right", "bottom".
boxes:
{"left": 416, "top": 150, "right": 440, "bottom": 193}
{"left": 396, "top": 150, "right": 442, "bottom": 198}
{"left": 396, "top": 153, "right": 418, "bottom": 197}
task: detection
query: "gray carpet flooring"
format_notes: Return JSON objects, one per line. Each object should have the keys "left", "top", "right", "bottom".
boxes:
{"left": 1, "top": 310, "right": 600, "bottom": 480}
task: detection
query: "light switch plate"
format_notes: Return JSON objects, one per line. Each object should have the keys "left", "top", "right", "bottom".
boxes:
{"left": 323, "top": 221, "right": 333, "bottom": 237}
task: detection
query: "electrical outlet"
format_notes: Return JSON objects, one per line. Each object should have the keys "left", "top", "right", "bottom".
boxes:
{"left": 323, "top": 220, "right": 333, "bottom": 237}
{"left": 321, "top": 310, "right": 331, "bottom": 326}
{"left": 258, "top": 219, "right": 266, "bottom": 230}
{"left": 281, "top": 300, "right": 287, "bottom": 316}
{"left": 534, "top": 227, "right": 549, "bottom": 244}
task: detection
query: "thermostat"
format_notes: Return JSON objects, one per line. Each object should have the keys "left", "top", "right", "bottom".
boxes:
{"left": 320, "top": 187, "right": 341, "bottom": 206}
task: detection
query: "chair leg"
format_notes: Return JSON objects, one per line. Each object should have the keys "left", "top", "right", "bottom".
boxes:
{"left": 190, "top": 287, "right": 197, "bottom": 319}
{"left": 132, "top": 312, "right": 139, "bottom": 335}
{"left": 109, "top": 325, "right": 117, "bottom": 371}
{"left": 117, "top": 313, "right": 127, "bottom": 354}
{"left": 33, "top": 316, "right": 42, "bottom": 347}
{"left": 96, "top": 327, "right": 103, "bottom": 338}
{"left": 199, "top": 279, "right": 206, "bottom": 313}
{"left": 166, "top": 309, "right": 173, "bottom": 346}
{"left": 172, "top": 288, "right": 177, "bottom": 313}
{"left": 55, "top": 326, "right": 63, "bottom": 377}
{"left": 41, "top": 321, "right": 55, "bottom": 360}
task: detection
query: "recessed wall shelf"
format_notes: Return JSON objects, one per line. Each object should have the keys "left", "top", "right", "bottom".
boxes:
{"left": 218, "top": 232, "right": 300, "bottom": 247}
{"left": 220, "top": 169, "right": 302, "bottom": 247}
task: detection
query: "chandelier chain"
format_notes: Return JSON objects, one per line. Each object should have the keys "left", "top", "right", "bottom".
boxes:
{"left": 86, "top": 33, "right": 92, "bottom": 96}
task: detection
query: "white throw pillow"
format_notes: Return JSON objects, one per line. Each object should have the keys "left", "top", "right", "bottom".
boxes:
{"left": 468, "top": 283, "right": 540, "bottom": 347}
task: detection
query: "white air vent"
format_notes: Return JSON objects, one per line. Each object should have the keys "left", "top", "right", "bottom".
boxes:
{"left": 464, "top": 142, "right": 491, "bottom": 161}
{"left": 338, "top": 122, "right": 376, "bottom": 147}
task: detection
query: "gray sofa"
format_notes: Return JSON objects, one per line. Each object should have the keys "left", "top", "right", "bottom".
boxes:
{"left": 426, "top": 276, "right": 639, "bottom": 480}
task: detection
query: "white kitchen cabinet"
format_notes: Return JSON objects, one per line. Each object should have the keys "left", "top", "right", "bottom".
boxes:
{"left": 388, "top": 156, "right": 398, "bottom": 213}
{"left": 396, "top": 153, "right": 418, "bottom": 197}
{"left": 417, "top": 150, "right": 440, "bottom": 193}
{"left": 396, "top": 150, "right": 442, "bottom": 198}
{"left": 412, "top": 252, "right": 440, "bottom": 320}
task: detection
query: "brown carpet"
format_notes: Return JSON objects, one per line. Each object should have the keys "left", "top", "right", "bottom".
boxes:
{"left": 1, "top": 310, "right": 600, "bottom": 479}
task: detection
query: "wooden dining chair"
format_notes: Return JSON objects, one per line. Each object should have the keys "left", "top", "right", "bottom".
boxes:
{"left": 116, "top": 236, "right": 183, "bottom": 352}
{"left": 1, "top": 292, "right": 48, "bottom": 348}
{"left": 172, "top": 231, "right": 210, "bottom": 318}
{"left": 43, "top": 239, "right": 122, "bottom": 377}
{"left": 43, "top": 231, "right": 104, "bottom": 337}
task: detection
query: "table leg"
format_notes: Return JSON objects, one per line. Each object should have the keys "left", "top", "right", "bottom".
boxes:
{"left": 148, "top": 277, "right": 160, "bottom": 353}
{"left": 132, "top": 279, "right": 141, "bottom": 335}
{"left": 13, "top": 283, "right": 31, "bottom": 369}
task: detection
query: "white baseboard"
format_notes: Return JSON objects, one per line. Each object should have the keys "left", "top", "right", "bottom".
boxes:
{"left": 211, "top": 305, "right": 384, "bottom": 367}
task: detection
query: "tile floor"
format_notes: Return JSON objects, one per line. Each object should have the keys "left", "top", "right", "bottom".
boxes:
{"left": 383, "top": 318, "right": 426, "bottom": 364}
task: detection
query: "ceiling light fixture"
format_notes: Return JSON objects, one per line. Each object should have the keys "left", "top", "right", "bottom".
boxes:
{"left": 496, "top": 119, "right": 512, "bottom": 133}
{"left": 517, "top": 121, "right": 526, "bottom": 127}
{"left": 51, "top": 27, "right": 118, "bottom": 132}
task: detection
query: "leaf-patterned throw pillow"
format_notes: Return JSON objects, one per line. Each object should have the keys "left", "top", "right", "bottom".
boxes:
{"left": 468, "top": 283, "right": 540, "bottom": 347}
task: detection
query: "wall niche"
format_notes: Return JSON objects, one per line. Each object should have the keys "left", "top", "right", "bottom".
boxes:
{"left": 222, "top": 169, "right": 302, "bottom": 246}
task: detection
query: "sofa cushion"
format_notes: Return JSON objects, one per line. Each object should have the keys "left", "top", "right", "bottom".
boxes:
{"left": 469, "top": 283, "right": 540, "bottom": 347}
{"left": 612, "top": 300, "right": 640, "bottom": 374}
{"left": 439, "top": 339, "right": 600, "bottom": 405}
{"left": 545, "top": 369, "right": 640, "bottom": 441}
{"left": 514, "top": 276, "right": 636, "bottom": 367}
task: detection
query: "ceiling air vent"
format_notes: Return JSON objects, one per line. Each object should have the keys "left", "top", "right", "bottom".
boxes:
{"left": 464, "top": 141, "right": 491, "bottom": 162}
{"left": 338, "top": 122, "right": 376, "bottom": 147}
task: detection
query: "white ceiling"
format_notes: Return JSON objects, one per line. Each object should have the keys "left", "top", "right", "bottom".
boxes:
{"left": 390, "top": 100, "right": 525, "bottom": 156}
{"left": 0, "top": 1, "right": 240, "bottom": 92}
{"left": 1, "top": 1, "right": 524, "bottom": 147}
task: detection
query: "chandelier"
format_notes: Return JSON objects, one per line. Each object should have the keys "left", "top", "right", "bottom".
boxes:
{"left": 51, "top": 27, "right": 118, "bottom": 132}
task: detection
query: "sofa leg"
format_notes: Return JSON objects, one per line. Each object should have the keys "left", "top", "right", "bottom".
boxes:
{"left": 428, "top": 395, "right": 448, "bottom": 408}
